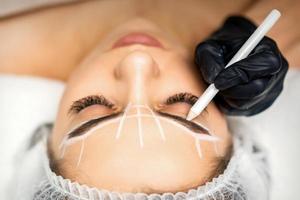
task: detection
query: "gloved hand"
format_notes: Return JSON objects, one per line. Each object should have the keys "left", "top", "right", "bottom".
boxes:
{"left": 195, "top": 16, "right": 289, "bottom": 116}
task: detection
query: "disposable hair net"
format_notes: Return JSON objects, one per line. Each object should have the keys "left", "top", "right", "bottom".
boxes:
{"left": 32, "top": 124, "right": 270, "bottom": 200}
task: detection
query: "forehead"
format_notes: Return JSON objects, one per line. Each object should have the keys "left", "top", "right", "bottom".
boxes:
{"left": 55, "top": 111, "right": 220, "bottom": 192}
{"left": 51, "top": 101, "right": 231, "bottom": 193}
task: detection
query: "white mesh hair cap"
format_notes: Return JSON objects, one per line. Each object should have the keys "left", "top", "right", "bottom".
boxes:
{"left": 31, "top": 124, "right": 270, "bottom": 200}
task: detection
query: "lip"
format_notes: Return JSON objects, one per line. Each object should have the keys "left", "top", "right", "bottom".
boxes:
{"left": 112, "top": 32, "right": 164, "bottom": 49}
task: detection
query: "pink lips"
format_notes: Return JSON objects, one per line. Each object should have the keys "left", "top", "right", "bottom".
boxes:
{"left": 112, "top": 33, "right": 163, "bottom": 49}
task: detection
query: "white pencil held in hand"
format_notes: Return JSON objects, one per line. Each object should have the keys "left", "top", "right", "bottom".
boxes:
{"left": 186, "top": 9, "right": 281, "bottom": 121}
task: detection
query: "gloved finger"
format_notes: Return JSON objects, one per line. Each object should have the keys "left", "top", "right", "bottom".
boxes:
{"left": 221, "top": 63, "right": 287, "bottom": 99}
{"left": 219, "top": 77, "right": 272, "bottom": 99}
{"left": 214, "top": 45, "right": 282, "bottom": 90}
{"left": 194, "top": 40, "right": 225, "bottom": 84}
{"left": 215, "top": 94, "right": 275, "bottom": 116}
{"left": 216, "top": 68, "right": 286, "bottom": 111}
{"left": 218, "top": 74, "right": 285, "bottom": 116}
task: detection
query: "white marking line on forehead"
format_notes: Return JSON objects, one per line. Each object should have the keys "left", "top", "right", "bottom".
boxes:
{"left": 132, "top": 104, "right": 210, "bottom": 135}
{"left": 155, "top": 116, "right": 218, "bottom": 141}
{"left": 132, "top": 105, "right": 166, "bottom": 141}
{"left": 59, "top": 117, "right": 122, "bottom": 150}
{"left": 61, "top": 114, "right": 218, "bottom": 148}
{"left": 210, "top": 131, "right": 220, "bottom": 156}
{"left": 76, "top": 140, "right": 85, "bottom": 168}
{"left": 58, "top": 115, "right": 103, "bottom": 153}
{"left": 59, "top": 145, "right": 66, "bottom": 159}
{"left": 136, "top": 107, "right": 144, "bottom": 148}
{"left": 195, "top": 139, "right": 202, "bottom": 158}
{"left": 58, "top": 102, "right": 219, "bottom": 161}
{"left": 116, "top": 103, "right": 131, "bottom": 139}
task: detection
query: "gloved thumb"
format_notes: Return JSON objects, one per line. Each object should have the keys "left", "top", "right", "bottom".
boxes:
{"left": 214, "top": 47, "right": 282, "bottom": 90}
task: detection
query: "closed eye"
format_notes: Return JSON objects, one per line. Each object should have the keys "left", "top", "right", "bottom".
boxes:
{"left": 69, "top": 95, "right": 115, "bottom": 114}
{"left": 69, "top": 92, "right": 207, "bottom": 116}
{"left": 164, "top": 92, "right": 208, "bottom": 114}
{"left": 165, "top": 92, "right": 198, "bottom": 106}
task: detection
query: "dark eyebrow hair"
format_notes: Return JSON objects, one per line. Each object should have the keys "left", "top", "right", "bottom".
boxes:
{"left": 67, "top": 111, "right": 210, "bottom": 139}
{"left": 67, "top": 112, "right": 122, "bottom": 139}
{"left": 156, "top": 111, "right": 210, "bottom": 135}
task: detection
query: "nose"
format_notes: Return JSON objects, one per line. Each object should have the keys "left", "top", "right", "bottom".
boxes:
{"left": 114, "top": 50, "right": 160, "bottom": 105}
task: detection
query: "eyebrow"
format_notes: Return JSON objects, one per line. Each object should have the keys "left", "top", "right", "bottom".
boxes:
{"left": 156, "top": 111, "right": 209, "bottom": 134}
{"left": 67, "top": 111, "right": 210, "bottom": 139}
{"left": 67, "top": 112, "right": 122, "bottom": 139}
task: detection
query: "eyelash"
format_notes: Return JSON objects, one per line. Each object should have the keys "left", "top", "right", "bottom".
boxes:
{"left": 69, "top": 92, "right": 199, "bottom": 114}
{"left": 69, "top": 95, "right": 114, "bottom": 114}
{"left": 165, "top": 92, "right": 198, "bottom": 106}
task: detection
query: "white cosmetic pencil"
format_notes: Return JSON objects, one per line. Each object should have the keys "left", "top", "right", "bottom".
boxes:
{"left": 186, "top": 9, "right": 281, "bottom": 121}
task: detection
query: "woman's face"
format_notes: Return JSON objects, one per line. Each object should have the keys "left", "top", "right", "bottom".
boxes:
{"left": 50, "top": 19, "right": 232, "bottom": 194}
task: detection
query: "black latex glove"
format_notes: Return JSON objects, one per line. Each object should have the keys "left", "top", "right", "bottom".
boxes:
{"left": 195, "top": 16, "right": 289, "bottom": 116}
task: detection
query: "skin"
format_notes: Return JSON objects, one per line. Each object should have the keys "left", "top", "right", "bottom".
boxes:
{"left": 0, "top": 0, "right": 298, "bottom": 80}
{"left": 0, "top": 0, "right": 298, "bottom": 194}
{"left": 49, "top": 19, "right": 232, "bottom": 193}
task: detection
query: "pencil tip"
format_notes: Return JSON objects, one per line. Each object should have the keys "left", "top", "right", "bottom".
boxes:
{"left": 186, "top": 111, "right": 197, "bottom": 121}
